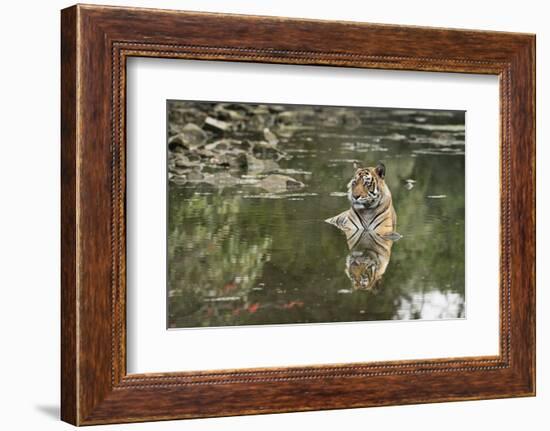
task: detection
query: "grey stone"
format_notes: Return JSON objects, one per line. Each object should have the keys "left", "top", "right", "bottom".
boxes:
{"left": 252, "top": 141, "right": 285, "bottom": 160}
{"left": 172, "top": 153, "right": 200, "bottom": 169}
{"left": 263, "top": 128, "right": 279, "bottom": 146}
{"left": 258, "top": 174, "right": 305, "bottom": 193}
{"left": 168, "top": 123, "right": 207, "bottom": 151}
{"left": 203, "top": 116, "right": 231, "bottom": 134}
{"left": 204, "top": 139, "right": 241, "bottom": 152}
{"left": 214, "top": 105, "right": 247, "bottom": 121}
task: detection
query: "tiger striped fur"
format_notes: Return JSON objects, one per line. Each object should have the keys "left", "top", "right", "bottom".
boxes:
{"left": 325, "top": 162, "right": 398, "bottom": 238}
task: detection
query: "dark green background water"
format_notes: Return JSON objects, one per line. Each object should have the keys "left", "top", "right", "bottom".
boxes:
{"left": 168, "top": 105, "right": 465, "bottom": 328}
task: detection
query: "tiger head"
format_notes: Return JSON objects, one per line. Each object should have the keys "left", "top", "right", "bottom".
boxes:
{"left": 347, "top": 162, "right": 386, "bottom": 210}
{"left": 345, "top": 252, "right": 381, "bottom": 291}
{"left": 344, "top": 230, "right": 396, "bottom": 291}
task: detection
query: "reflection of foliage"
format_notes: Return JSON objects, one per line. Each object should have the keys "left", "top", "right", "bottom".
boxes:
{"left": 168, "top": 105, "right": 466, "bottom": 327}
{"left": 168, "top": 191, "right": 272, "bottom": 327}
{"left": 386, "top": 152, "right": 465, "bottom": 319}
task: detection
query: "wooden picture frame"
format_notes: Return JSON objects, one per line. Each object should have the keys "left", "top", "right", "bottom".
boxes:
{"left": 61, "top": 4, "right": 535, "bottom": 425}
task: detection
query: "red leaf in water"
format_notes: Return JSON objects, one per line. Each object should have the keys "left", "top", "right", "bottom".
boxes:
{"left": 248, "top": 303, "right": 260, "bottom": 313}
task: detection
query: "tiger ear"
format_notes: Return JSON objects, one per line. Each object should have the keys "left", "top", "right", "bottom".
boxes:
{"left": 353, "top": 161, "right": 360, "bottom": 170}
{"left": 375, "top": 162, "right": 386, "bottom": 179}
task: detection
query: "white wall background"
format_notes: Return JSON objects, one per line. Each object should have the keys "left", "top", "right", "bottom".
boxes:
{"left": 0, "top": 0, "right": 546, "bottom": 429}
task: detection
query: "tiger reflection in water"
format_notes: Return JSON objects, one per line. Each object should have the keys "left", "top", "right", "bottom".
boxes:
{"left": 344, "top": 230, "right": 396, "bottom": 291}
{"left": 326, "top": 162, "right": 401, "bottom": 291}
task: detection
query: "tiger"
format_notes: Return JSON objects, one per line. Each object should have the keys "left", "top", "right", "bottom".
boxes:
{"left": 325, "top": 162, "right": 398, "bottom": 238}
{"left": 344, "top": 230, "right": 394, "bottom": 291}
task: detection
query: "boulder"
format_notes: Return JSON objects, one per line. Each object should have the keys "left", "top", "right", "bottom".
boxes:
{"left": 168, "top": 123, "right": 207, "bottom": 151}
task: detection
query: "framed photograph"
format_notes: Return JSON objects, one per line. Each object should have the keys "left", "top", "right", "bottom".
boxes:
{"left": 61, "top": 4, "right": 535, "bottom": 425}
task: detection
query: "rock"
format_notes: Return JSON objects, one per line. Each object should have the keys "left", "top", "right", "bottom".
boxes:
{"left": 258, "top": 174, "right": 305, "bottom": 193}
{"left": 170, "top": 175, "right": 188, "bottom": 185}
{"left": 404, "top": 179, "right": 416, "bottom": 190}
{"left": 233, "top": 140, "right": 253, "bottom": 152}
{"left": 168, "top": 122, "right": 183, "bottom": 137}
{"left": 213, "top": 105, "right": 247, "bottom": 121}
{"left": 168, "top": 123, "right": 207, "bottom": 150}
{"left": 252, "top": 141, "right": 285, "bottom": 160}
{"left": 181, "top": 123, "right": 208, "bottom": 147}
{"left": 169, "top": 167, "right": 188, "bottom": 177}
{"left": 167, "top": 102, "right": 300, "bottom": 189}
{"left": 263, "top": 128, "right": 279, "bottom": 146}
{"left": 204, "top": 139, "right": 242, "bottom": 152}
{"left": 203, "top": 117, "right": 231, "bottom": 134}
{"left": 195, "top": 148, "right": 216, "bottom": 159}
{"left": 210, "top": 172, "right": 240, "bottom": 187}
{"left": 245, "top": 155, "right": 279, "bottom": 174}
{"left": 339, "top": 111, "right": 361, "bottom": 129}
{"left": 167, "top": 135, "right": 188, "bottom": 153}
{"left": 195, "top": 172, "right": 240, "bottom": 187}
{"left": 267, "top": 105, "right": 286, "bottom": 113}
{"left": 247, "top": 114, "right": 272, "bottom": 131}
{"left": 187, "top": 153, "right": 201, "bottom": 163}
{"left": 232, "top": 153, "right": 249, "bottom": 170}
{"left": 385, "top": 133, "right": 407, "bottom": 141}
{"left": 276, "top": 109, "right": 316, "bottom": 127}
{"left": 209, "top": 154, "right": 232, "bottom": 167}
{"left": 172, "top": 153, "right": 200, "bottom": 169}
{"left": 273, "top": 127, "right": 296, "bottom": 139}
{"left": 168, "top": 141, "right": 187, "bottom": 153}
{"left": 231, "top": 120, "right": 249, "bottom": 132}
{"left": 250, "top": 106, "right": 271, "bottom": 116}
{"left": 186, "top": 170, "right": 204, "bottom": 182}
{"left": 168, "top": 107, "right": 207, "bottom": 127}
{"left": 220, "top": 103, "right": 254, "bottom": 114}
{"left": 322, "top": 110, "right": 361, "bottom": 129}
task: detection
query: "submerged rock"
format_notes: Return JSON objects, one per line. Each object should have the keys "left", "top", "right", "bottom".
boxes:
{"left": 322, "top": 109, "right": 361, "bottom": 129}
{"left": 172, "top": 153, "right": 200, "bottom": 169}
{"left": 204, "top": 139, "right": 241, "bottom": 152}
{"left": 186, "top": 170, "right": 205, "bottom": 182}
{"left": 276, "top": 109, "right": 316, "bottom": 127}
{"left": 246, "top": 155, "right": 279, "bottom": 174}
{"left": 252, "top": 141, "right": 286, "bottom": 160}
{"left": 258, "top": 174, "right": 305, "bottom": 193}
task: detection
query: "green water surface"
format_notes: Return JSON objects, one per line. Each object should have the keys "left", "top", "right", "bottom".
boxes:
{"left": 167, "top": 105, "right": 465, "bottom": 328}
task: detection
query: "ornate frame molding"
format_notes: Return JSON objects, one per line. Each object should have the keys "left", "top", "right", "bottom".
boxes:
{"left": 61, "top": 5, "right": 535, "bottom": 425}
